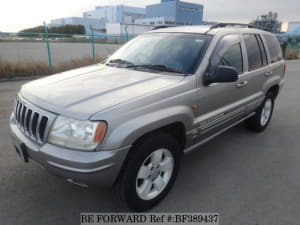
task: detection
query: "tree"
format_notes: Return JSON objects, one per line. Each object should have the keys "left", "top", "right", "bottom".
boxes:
{"left": 18, "top": 24, "right": 86, "bottom": 37}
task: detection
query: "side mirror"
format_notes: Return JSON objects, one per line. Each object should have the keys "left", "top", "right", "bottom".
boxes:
{"left": 204, "top": 65, "right": 239, "bottom": 85}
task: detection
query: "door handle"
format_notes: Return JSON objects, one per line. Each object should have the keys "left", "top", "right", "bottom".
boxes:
{"left": 265, "top": 71, "right": 273, "bottom": 76}
{"left": 236, "top": 81, "right": 248, "bottom": 88}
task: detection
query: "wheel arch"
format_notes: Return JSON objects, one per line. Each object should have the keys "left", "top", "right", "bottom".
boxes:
{"left": 267, "top": 84, "right": 280, "bottom": 99}
{"left": 113, "top": 121, "right": 186, "bottom": 187}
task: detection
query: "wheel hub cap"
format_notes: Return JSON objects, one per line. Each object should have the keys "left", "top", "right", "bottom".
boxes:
{"left": 136, "top": 148, "right": 174, "bottom": 200}
{"left": 260, "top": 98, "right": 272, "bottom": 126}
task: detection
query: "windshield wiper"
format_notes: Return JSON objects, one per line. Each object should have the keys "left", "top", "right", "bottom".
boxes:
{"left": 127, "top": 64, "right": 184, "bottom": 74}
{"left": 107, "top": 59, "right": 135, "bottom": 67}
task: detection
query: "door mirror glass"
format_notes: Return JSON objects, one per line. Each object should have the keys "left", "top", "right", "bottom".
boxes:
{"left": 204, "top": 65, "right": 238, "bottom": 85}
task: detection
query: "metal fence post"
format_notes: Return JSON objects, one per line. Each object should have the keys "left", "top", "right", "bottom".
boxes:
{"left": 43, "top": 22, "right": 53, "bottom": 69}
{"left": 90, "top": 25, "right": 96, "bottom": 62}
{"left": 124, "top": 26, "right": 129, "bottom": 42}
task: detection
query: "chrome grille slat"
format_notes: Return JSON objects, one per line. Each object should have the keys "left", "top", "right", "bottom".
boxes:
{"left": 24, "top": 107, "right": 29, "bottom": 132}
{"left": 14, "top": 99, "right": 19, "bottom": 117}
{"left": 28, "top": 110, "right": 34, "bottom": 136}
{"left": 14, "top": 97, "right": 54, "bottom": 145}
{"left": 24, "top": 109, "right": 32, "bottom": 134}
{"left": 15, "top": 102, "right": 19, "bottom": 121}
{"left": 39, "top": 116, "right": 48, "bottom": 142}
{"left": 17, "top": 102, "right": 23, "bottom": 124}
{"left": 35, "top": 115, "right": 42, "bottom": 142}
{"left": 21, "top": 105, "right": 27, "bottom": 129}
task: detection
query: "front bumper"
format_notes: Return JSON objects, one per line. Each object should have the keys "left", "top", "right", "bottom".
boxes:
{"left": 9, "top": 115, "right": 130, "bottom": 187}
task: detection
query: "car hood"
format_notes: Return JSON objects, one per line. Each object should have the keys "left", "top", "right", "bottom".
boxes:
{"left": 20, "top": 64, "right": 185, "bottom": 119}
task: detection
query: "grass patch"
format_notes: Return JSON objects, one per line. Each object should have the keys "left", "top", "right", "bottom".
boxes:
{"left": 0, "top": 56, "right": 106, "bottom": 79}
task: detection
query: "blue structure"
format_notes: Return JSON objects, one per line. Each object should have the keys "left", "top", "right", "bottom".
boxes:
{"left": 287, "top": 22, "right": 300, "bottom": 36}
{"left": 288, "top": 27, "right": 300, "bottom": 36}
{"left": 136, "top": 0, "right": 203, "bottom": 26}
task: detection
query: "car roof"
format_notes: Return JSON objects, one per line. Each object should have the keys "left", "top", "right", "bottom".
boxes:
{"left": 147, "top": 25, "right": 273, "bottom": 36}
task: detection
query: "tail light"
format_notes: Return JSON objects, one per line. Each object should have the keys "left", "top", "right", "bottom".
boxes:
{"left": 283, "top": 63, "right": 287, "bottom": 77}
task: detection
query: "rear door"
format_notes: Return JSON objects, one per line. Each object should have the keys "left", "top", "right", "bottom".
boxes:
{"left": 236, "top": 33, "right": 270, "bottom": 113}
{"left": 261, "top": 34, "right": 285, "bottom": 86}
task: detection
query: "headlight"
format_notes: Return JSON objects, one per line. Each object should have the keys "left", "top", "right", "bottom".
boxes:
{"left": 48, "top": 116, "right": 107, "bottom": 151}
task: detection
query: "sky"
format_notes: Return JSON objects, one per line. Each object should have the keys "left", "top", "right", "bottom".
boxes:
{"left": 0, "top": 0, "right": 299, "bottom": 32}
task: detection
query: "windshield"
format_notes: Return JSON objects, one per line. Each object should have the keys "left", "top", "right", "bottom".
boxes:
{"left": 107, "top": 33, "right": 211, "bottom": 74}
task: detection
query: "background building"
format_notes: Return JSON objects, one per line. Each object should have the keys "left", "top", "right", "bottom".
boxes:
{"left": 250, "top": 12, "right": 282, "bottom": 33}
{"left": 83, "top": 5, "right": 145, "bottom": 24}
{"left": 48, "top": 1, "right": 205, "bottom": 36}
{"left": 135, "top": 0, "right": 203, "bottom": 26}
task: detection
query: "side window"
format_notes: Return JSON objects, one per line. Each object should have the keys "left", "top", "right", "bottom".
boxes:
{"left": 256, "top": 35, "right": 268, "bottom": 66}
{"left": 210, "top": 34, "right": 243, "bottom": 74}
{"left": 243, "top": 34, "right": 263, "bottom": 71}
{"left": 263, "top": 34, "right": 283, "bottom": 63}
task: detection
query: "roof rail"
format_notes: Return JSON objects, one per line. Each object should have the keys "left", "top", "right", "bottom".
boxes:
{"left": 152, "top": 26, "right": 171, "bottom": 30}
{"left": 207, "top": 23, "right": 266, "bottom": 32}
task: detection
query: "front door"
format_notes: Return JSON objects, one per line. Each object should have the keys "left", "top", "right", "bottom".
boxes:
{"left": 195, "top": 34, "right": 247, "bottom": 140}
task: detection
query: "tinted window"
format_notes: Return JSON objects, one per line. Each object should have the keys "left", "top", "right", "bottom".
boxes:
{"left": 243, "top": 34, "right": 263, "bottom": 71}
{"left": 263, "top": 34, "right": 283, "bottom": 63}
{"left": 210, "top": 34, "right": 243, "bottom": 74}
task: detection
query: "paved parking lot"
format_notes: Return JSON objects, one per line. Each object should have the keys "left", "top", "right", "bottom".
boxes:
{"left": 1, "top": 60, "right": 300, "bottom": 225}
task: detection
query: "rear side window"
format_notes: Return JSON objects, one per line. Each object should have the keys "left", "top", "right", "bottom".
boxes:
{"left": 263, "top": 34, "right": 283, "bottom": 63}
{"left": 256, "top": 35, "right": 268, "bottom": 66}
{"left": 243, "top": 34, "right": 263, "bottom": 71}
{"left": 210, "top": 34, "right": 243, "bottom": 74}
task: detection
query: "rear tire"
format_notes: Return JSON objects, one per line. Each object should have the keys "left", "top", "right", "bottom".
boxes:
{"left": 118, "top": 132, "right": 181, "bottom": 211}
{"left": 245, "top": 92, "right": 275, "bottom": 132}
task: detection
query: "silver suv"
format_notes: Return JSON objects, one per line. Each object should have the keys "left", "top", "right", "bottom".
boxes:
{"left": 10, "top": 24, "right": 286, "bottom": 211}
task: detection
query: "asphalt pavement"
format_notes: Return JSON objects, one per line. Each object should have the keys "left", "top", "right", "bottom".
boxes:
{"left": 0, "top": 60, "right": 300, "bottom": 225}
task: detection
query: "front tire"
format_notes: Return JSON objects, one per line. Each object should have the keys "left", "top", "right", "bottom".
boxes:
{"left": 245, "top": 92, "right": 275, "bottom": 132}
{"left": 119, "top": 132, "right": 181, "bottom": 211}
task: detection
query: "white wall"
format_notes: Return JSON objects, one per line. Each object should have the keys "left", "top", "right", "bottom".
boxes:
{"left": 106, "top": 23, "right": 153, "bottom": 36}
{"left": 106, "top": 24, "right": 122, "bottom": 35}
{"left": 84, "top": 7, "right": 118, "bottom": 24}
{"left": 83, "top": 5, "right": 145, "bottom": 24}
{"left": 135, "top": 17, "right": 175, "bottom": 25}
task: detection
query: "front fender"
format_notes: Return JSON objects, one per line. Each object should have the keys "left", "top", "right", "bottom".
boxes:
{"left": 101, "top": 105, "right": 194, "bottom": 150}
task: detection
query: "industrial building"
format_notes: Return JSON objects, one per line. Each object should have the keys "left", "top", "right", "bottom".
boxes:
{"left": 48, "top": 5, "right": 145, "bottom": 34}
{"left": 135, "top": 0, "right": 204, "bottom": 26}
{"left": 47, "top": 1, "right": 205, "bottom": 36}
{"left": 250, "top": 12, "right": 282, "bottom": 33}
{"left": 83, "top": 5, "right": 145, "bottom": 24}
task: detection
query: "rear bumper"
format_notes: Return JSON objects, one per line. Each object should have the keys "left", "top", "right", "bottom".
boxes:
{"left": 9, "top": 114, "right": 130, "bottom": 187}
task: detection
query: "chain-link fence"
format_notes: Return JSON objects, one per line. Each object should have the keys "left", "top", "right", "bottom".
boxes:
{"left": 1, "top": 28, "right": 299, "bottom": 79}
{"left": 0, "top": 32, "right": 132, "bottom": 65}
{"left": 0, "top": 28, "right": 134, "bottom": 78}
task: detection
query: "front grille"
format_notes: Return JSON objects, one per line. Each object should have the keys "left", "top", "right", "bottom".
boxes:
{"left": 14, "top": 97, "right": 53, "bottom": 144}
